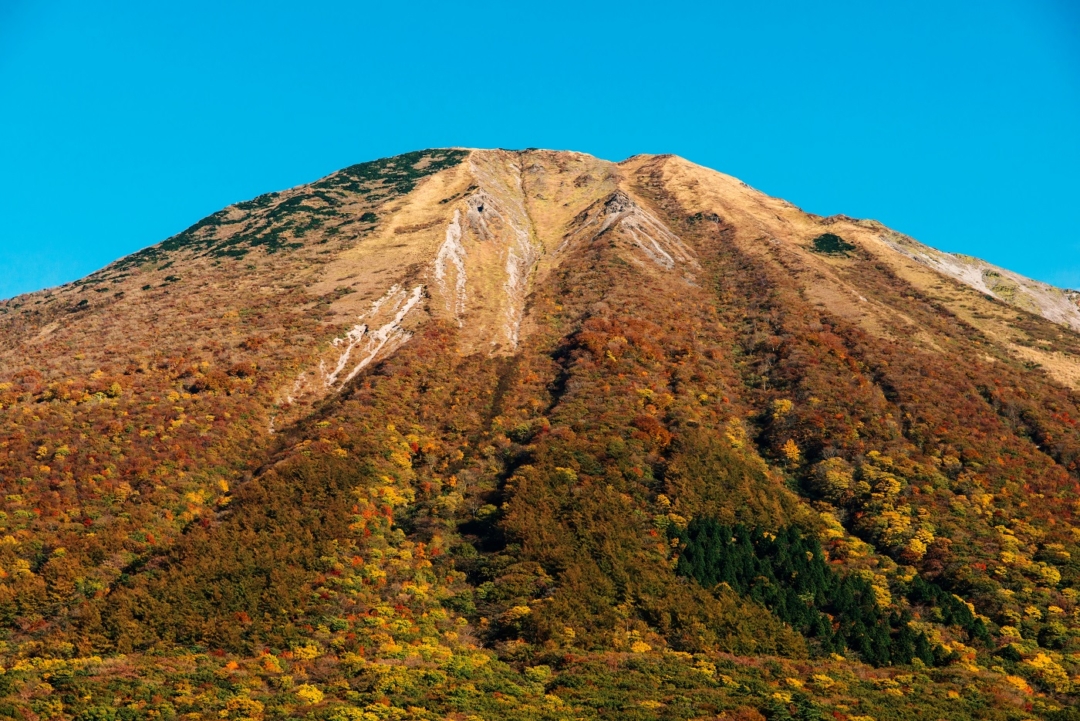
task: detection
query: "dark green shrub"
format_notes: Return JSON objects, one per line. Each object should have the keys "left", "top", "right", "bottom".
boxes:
{"left": 811, "top": 233, "right": 856, "bottom": 256}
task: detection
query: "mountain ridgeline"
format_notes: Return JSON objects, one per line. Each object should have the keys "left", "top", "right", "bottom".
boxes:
{"left": 2, "top": 149, "right": 1080, "bottom": 720}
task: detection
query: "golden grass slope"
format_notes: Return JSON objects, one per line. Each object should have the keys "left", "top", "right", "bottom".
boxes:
{"left": 4, "top": 146, "right": 1078, "bottom": 417}
{"left": 650, "top": 154, "right": 1080, "bottom": 388}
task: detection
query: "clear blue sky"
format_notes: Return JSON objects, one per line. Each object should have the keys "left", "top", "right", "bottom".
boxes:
{"left": 1, "top": 0, "right": 1078, "bottom": 300}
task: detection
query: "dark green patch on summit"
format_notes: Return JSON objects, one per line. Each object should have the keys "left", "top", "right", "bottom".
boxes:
{"left": 316, "top": 148, "right": 469, "bottom": 196}
{"left": 112, "top": 148, "right": 469, "bottom": 269}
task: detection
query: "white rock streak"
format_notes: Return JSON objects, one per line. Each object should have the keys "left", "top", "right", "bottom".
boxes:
{"left": 323, "top": 284, "right": 424, "bottom": 389}
{"left": 434, "top": 211, "right": 467, "bottom": 323}
{"left": 467, "top": 155, "right": 540, "bottom": 349}
{"left": 285, "top": 371, "right": 308, "bottom": 405}
{"left": 339, "top": 285, "right": 423, "bottom": 385}
{"left": 621, "top": 210, "right": 683, "bottom": 269}
{"left": 558, "top": 191, "right": 696, "bottom": 271}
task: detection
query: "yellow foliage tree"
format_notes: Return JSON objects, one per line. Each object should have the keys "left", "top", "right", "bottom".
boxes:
{"left": 781, "top": 439, "right": 801, "bottom": 465}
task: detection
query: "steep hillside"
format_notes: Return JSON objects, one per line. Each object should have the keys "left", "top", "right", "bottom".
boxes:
{"left": 2, "top": 149, "right": 1080, "bottom": 720}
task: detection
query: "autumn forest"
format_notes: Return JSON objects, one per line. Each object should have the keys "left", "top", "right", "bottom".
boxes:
{"left": 1, "top": 149, "right": 1080, "bottom": 720}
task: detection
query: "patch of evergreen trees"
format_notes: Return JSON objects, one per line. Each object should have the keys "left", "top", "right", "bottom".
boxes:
{"left": 674, "top": 519, "right": 948, "bottom": 667}
{"left": 907, "top": 576, "right": 992, "bottom": 644}
{"left": 318, "top": 148, "right": 469, "bottom": 195}
{"left": 810, "top": 232, "right": 857, "bottom": 256}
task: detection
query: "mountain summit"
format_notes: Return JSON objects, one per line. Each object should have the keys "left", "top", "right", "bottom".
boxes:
{"left": 2, "top": 149, "right": 1080, "bottom": 719}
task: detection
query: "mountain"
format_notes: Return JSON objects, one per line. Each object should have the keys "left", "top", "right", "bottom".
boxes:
{"left": 2, "top": 148, "right": 1080, "bottom": 720}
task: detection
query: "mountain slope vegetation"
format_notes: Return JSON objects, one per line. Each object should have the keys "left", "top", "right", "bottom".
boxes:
{"left": 2, "top": 148, "right": 1080, "bottom": 720}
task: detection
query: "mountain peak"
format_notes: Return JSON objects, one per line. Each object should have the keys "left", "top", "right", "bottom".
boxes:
{"left": 3, "top": 148, "right": 1080, "bottom": 716}
{"left": 5, "top": 147, "right": 1080, "bottom": 391}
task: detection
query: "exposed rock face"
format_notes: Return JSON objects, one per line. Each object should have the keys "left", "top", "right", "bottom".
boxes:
{"left": 878, "top": 231, "right": 1080, "bottom": 331}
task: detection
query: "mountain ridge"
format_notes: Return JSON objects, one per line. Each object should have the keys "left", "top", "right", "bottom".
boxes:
{"left": 9, "top": 148, "right": 1077, "bottom": 390}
